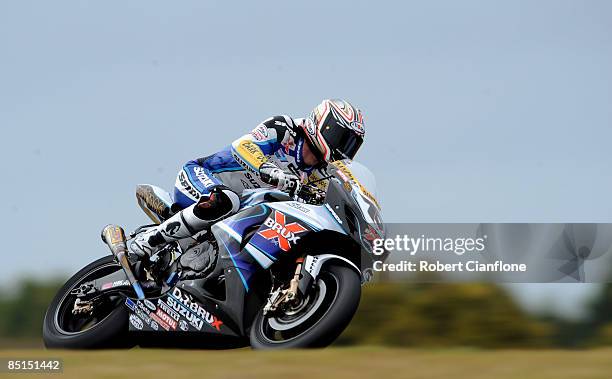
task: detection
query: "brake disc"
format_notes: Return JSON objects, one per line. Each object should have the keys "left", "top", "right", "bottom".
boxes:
{"left": 268, "top": 280, "right": 327, "bottom": 331}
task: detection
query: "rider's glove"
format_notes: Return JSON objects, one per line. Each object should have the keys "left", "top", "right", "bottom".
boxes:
{"left": 259, "top": 162, "right": 302, "bottom": 197}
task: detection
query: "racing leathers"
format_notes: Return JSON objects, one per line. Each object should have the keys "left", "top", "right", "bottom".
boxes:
{"left": 129, "top": 115, "right": 322, "bottom": 258}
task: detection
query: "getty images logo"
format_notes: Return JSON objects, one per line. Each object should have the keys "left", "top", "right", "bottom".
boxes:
{"left": 373, "top": 234, "right": 488, "bottom": 256}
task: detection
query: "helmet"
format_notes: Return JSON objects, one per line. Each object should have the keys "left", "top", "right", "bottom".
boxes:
{"left": 302, "top": 99, "right": 365, "bottom": 162}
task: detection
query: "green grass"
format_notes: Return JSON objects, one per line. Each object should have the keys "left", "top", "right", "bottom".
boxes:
{"left": 1, "top": 347, "right": 612, "bottom": 379}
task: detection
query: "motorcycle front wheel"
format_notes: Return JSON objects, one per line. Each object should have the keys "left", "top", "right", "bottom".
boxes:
{"left": 43, "top": 256, "right": 131, "bottom": 349}
{"left": 249, "top": 263, "right": 361, "bottom": 349}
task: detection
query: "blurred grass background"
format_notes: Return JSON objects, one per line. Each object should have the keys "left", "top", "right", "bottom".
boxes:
{"left": 2, "top": 347, "right": 612, "bottom": 379}
{"left": 2, "top": 279, "right": 612, "bottom": 378}
{"left": 2, "top": 278, "right": 612, "bottom": 349}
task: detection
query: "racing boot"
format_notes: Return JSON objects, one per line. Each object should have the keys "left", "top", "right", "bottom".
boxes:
{"left": 129, "top": 202, "right": 209, "bottom": 259}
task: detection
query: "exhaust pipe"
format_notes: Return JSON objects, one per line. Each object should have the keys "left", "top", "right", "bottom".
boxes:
{"left": 101, "top": 224, "right": 145, "bottom": 299}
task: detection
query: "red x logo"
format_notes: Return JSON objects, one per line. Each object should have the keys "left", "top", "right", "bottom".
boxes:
{"left": 211, "top": 317, "right": 223, "bottom": 331}
{"left": 258, "top": 211, "right": 307, "bottom": 251}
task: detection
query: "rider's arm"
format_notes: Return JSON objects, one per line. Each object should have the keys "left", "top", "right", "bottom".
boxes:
{"left": 231, "top": 115, "right": 302, "bottom": 195}
{"left": 230, "top": 115, "right": 296, "bottom": 176}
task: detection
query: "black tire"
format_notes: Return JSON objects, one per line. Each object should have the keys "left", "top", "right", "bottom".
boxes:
{"left": 249, "top": 263, "right": 360, "bottom": 349}
{"left": 43, "top": 256, "right": 131, "bottom": 349}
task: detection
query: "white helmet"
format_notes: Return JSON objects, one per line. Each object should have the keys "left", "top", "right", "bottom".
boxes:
{"left": 301, "top": 99, "right": 365, "bottom": 162}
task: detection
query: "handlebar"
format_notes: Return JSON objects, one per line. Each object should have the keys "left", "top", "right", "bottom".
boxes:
{"left": 261, "top": 169, "right": 328, "bottom": 204}
{"left": 296, "top": 184, "right": 326, "bottom": 205}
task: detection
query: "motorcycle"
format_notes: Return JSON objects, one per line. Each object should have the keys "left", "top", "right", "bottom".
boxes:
{"left": 43, "top": 160, "right": 385, "bottom": 349}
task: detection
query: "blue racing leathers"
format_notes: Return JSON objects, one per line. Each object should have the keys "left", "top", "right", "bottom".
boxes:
{"left": 173, "top": 115, "right": 319, "bottom": 210}
{"left": 128, "top": 115, "right": 328, "bottom": 258}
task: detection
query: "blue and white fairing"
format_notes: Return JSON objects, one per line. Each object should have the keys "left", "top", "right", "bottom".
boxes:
{"left": 123, "top": 160, "right": 383, "bottom": 337}
{"left": 210, "top": 197, "right": 346, "bottom": 291}
{"left": 209, "top": 160, "right": 383, "bottom": 291}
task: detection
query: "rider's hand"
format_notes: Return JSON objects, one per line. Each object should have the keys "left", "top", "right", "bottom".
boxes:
{"left": 259, "top": 163, "right": 302, "bottom": 197}
{"left": 277, "top": 172, "right": 302, "bottom": 197}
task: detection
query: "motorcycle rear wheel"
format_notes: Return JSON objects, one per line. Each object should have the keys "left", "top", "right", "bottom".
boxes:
{"left": 43, "top": 256, "right": 131, "bottom": 349}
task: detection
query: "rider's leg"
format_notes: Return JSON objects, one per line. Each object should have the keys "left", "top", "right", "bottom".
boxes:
{"left": 129, "top": 162, "right": 240, "bottom": 258}
{"left": 129, "top": 186, "right": 240, "bottom": 257}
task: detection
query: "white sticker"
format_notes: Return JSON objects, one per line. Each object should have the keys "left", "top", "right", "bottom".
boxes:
{"left": 129, "top": 314, "right": 144, "bottom": 330}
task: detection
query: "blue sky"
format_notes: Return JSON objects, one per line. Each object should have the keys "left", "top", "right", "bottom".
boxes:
{"left": 1, "top": 0, "right": 611, "bottom": 317}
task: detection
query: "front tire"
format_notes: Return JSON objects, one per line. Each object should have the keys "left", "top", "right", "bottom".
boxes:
{"left": 43, "top": 256, "right": 130, "bottom": 349}
{"left": 249, "top": 263, "right": 361, "bottom": 349}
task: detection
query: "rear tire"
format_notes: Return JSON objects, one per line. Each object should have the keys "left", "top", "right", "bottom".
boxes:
{"left": 43, "top": 256, "right": 131, "bottom": 349}
{"left": 249, "top": 263, "right": 360, "bottom": 349}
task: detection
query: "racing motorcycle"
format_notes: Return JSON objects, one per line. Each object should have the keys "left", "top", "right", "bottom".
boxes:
{"left": 43, "top": 160, "right": 384, "bottom": 349}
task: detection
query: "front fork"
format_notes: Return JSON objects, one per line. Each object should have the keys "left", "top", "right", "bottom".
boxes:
{"left": 262, "top": 259, "right": 304, "bottom": 315}
{"left": 262, "top": 254, "right": 362, "bottom": 315}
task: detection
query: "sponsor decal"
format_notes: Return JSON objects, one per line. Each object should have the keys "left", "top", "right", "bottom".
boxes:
{"left": 179, "top": 320, "right": 189, "bottom": 331}
{"left": 150, "top": 313, "right": 174, "bottom": 331}
{"left": 258, "top": 210, "right": 307, "bottom": 251}
{"left": 125, "top": 298, "right": 136, "bottom": 311}
{"left": 231, "top": 151, "right": 259, "bottom": 175}
{"left": 157, "top": 299, "right": 181, "bottom": 322}
{"left": 135, "top": 301, "right": 154, "bottom": 324}
{"left": 135, "top": 308, "right": 147, "bottom": 321}
{"left": 251, "top": 124, "right": 269, "bottom": 141}
{"left": 144, "top": 299, "right": 156, "bottom": 311}
{"left": 149, "top": 312, "right": 171, "bottom": 331}
{"left": 325, "top": 203, "right": 343, "bottom": 225}
{"left": 101, "top": 279, "right": 130, "bottom": 290}
{"left": 287, "top": 202, "right": 310, "bottom": 213}
{"left": 166, "top": 296, "right": 204, "bottom": 331}
{"left": 154, "top": 309, "right": 178, "bottom": 330}
{"left": 237, "top": 140, "right": 267, "bottom": 165}
{"left": 193, "top": 166, "right": 215, "bottom": 187}
{"left": 168, "top": 288, "right": 223, "bottom": 331}
{"left": 244, "top": 172, "right": 260, "bottom": 188}
{"left": 132, "top": 300, "right": 167, "bottom": 331}
{"left": 178, "top": 171, "right": 201, "bottom": 199}
{"left": 135, "top": 307, "right": 152, "bottom": 326}
{"left": 332, "top": 161, "right": 381, "bottom": 209}
{"left": 129, "top": 314, "right": 143, "bottom": 330}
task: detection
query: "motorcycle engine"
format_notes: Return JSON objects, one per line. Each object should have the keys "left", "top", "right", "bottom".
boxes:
{"left": 179, "top": 239, "right": 217, "bottom": 279}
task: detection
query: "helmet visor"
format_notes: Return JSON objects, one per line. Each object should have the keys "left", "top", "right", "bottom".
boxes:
{"left": 320, "top": 126, "right": 363, "bottom": 161}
